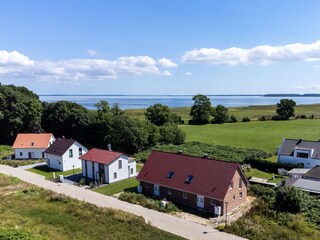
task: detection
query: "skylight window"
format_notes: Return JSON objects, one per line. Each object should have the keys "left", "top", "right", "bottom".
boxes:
{"left": 185, "top": 175, "right": 194, "bottom": 184}
{"left": 167, "top": 171, "right": 174, "bottom": 179}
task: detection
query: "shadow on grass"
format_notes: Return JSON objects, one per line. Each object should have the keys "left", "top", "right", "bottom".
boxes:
{"left": 32, "top": 165, "right": 53, "bottom": 173}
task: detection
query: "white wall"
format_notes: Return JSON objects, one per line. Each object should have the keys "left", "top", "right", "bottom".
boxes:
{"left": 60, "top": 142, "right": 87, "bottom": 171}
{"left": 14, "top": 148, "right": 47, "bottom": 159}
{"left": 278, "top": 155, "right": 320, "bottom": 168}
{"left": 47, "top": 154, "right": 63, "bottom": 171}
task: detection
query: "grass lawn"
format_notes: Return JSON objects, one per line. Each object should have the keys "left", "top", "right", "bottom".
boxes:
{"left": 125, "top": 104, "right": 320, "bottom": 122}
{"left": 181, "top": 119, "right": 320, "bottom": 153}
{"left": 27, "top": 165, "right": 82, "bottom": 179}
{"left": 0, "top": 145, "right": 13, "bottom": 159}
{"left": 244, "top": 168, "right": 286, "bottom": 183}
{"left": 136, "top": 163, "right": 143, "bottom": 172}
{"left": 0, "top": 173, "right": 182, "bottom": 240}
{"left": 94, "top": 177, "right": 139, "bottom": 196}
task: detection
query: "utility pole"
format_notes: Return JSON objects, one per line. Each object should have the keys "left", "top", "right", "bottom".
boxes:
{"left": 225, "top": 202, "right": 229, "bottom": 227}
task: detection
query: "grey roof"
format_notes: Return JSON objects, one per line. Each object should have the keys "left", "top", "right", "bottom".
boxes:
{"left": 279, "top": 138, "right": 320, "bottom": 159}
{"left": 292, "top": 179, "right": 320, "bottom": 193}
{"left": 287, "top": 168, "right": 310, "bottom": 174}
{"left": 45, "top": 138, "right": 76, "bottom": 156}
{"left": 303, "top": 166, "right": 320, "bottom": 179}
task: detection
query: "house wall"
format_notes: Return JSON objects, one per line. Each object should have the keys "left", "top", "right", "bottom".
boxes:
{"left": 108, "top": 155, "right": 136, "bottom": 184}
{"left": 278, "top": 155, "right": 320, "bottom": 168}
{"left": 14, "top": 148, "right": 47, "bottom": 159}
{"left": 223, "top": 169, "right": 248, "bottom": 215}
{"left": 47, "top": 154, "right": 63, "bottom": 171}
{"left": 128, "top": 161, "right": 137, "bottom": 178}
{"left": 140, "top": 181, "right": 224, "bottom": 215}
{"left": 59, "top": 142, "right": 87, "bottom": 171}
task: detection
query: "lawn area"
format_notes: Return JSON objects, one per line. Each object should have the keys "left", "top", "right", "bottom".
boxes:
{"left": 27, "top": 165, "right": 82, "bottom": 179}
{"left": 125, "top": 103, "right": 320, "bottom": 122}
{"left": 0, "top": 145, "right": 13, "bottom": 159}
{"left": 94, "top": 177, "right": 139, "bottom": 196}
{"left": 0, "top": 173, "right": 182, "bottom": 240}
{"left": 136, "top": 163, "right": 143, "bottom": 172}
{"left": 181, "top": 119, "right": 320, "bottom": 153}
{"left": 244, "top": 168, "right": 286, "bottom": 183}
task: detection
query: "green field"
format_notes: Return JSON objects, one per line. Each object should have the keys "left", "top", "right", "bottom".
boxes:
{"left": 181, "top": 119, "right": 320, "bottom": 153}
{"left": 0, "top": 145, "right": 13, "bottom": 159}
{"left": 244, "top": 168, "right": 286, "bottom": 183}
{"left": 125, "top": 104, "right": 320, "bottom": 122}
{"left": 0, "top": 174, "right": 181, "bottom": 240}
{"left": 94, "top": 177, "right": 139, "bottom": 196}
{"left": 28, "top": 165, "right": 82, "bottom": 179}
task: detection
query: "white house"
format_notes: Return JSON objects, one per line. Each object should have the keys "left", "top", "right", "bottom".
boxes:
{"left": 79, "top": 147, "right": 136, "bottom": 184}
{"left": 278, "top": 138, "right": 320, "bottom": 168}
{"left": 13, "top": 133, "right": 55, "bottom": 159}
{"left": 45, "top": 138, "right": 88, "bottom": 171}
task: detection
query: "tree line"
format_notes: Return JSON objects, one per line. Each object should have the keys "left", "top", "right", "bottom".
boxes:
{"left": 0, "top": 84, "right": 185, "bottom": 154}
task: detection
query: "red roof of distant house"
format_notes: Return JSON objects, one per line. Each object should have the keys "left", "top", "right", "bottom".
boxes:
{"left": 12, "top": 133, "right": 54, "bottom": 149}
{"left": 137, "top": 150, "right": 247, "bottom": 200}
{"left": 79, "top": 148, "right": 123, "bottom": 165}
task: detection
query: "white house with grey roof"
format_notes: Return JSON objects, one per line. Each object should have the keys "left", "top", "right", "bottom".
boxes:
{"left": 277, "top": 138, "right": 320, "bottom": 168}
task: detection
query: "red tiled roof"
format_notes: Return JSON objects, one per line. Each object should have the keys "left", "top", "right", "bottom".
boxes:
{"left": 12, "top": 133, "right": 54, "bottom": 149}
{"left": 79, "top": 148, "right": 122, "bottom": 165}
{"left": 137, "top": 150, "right": 245, "bottom": 200}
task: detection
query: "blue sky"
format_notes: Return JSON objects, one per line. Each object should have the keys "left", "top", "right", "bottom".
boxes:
{"left": 1, "top": 0, "right": 320, "bottom": 95}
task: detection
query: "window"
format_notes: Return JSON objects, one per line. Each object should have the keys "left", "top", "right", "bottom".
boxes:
{"left": 185, "top": 175, "right": 194, "bottom": 184}
{"left": 20, "top": 152, "right": 23, "bottom": 156}
{"left": 183, "top": 192, "right": 188, "bottom": 199}
{"left": 230, "top": 180, "right": 234, "bottom": 190}
{"left": 211, "top": 199, "right": 216, "bottom": 205}
{"left": 232, "top": 195, "right": 235, "bottom": 201}
{"left": 31, "top": 142, "right": 34, "bottom": 146}
{"left": 118, "top": 160, "right": 122, "bottom": 169}
{"left": 79, "top": 148, "right": 82, "bottom": 156}
{"left": 239, "top": 192, "right": 243, "bottom": 199}
{"left": 130, "top": 168, "right": 133, "bottom": 174}
{"left": 145, "top": 183, "right": 149, "bottom": 188}
{"left": 114, "top": 172, "right": 117, "bottom": 179}
{"left": 297, "top": 152, "right": 309, "bottom": 158}
{"left": 168, "top": 188, "right": 172, "bottom": 195}
{"left": 239, "top": 178, "right": 242, "bottom": 189}
{"left": 167, "top": 171, "right": 174, "bottom": 179}
{"left": 69, "top": 149, "right": 73, "bottom": 157}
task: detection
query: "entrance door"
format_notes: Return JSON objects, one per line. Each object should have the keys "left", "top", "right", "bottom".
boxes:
{"left": 197, "top": 195, "right": 204, "bottom": 208}
{"left": 28, "top": 152, "right": 34, "bottom": 159}
{"left": 154, "top": 184, "right": 160, "bottom": 196}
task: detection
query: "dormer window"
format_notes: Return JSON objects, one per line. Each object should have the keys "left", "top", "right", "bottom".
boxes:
{"left": 297, "top": 152, "right": 309, "bottom": 158}
{"left": 167, "top": 171, "right": 174, "bottom": 179}
{"left": 31, "top": 142, "right": 34, "bottom": 146}
{"left": 185, "top": 175, "right": 194, "bottom": 184}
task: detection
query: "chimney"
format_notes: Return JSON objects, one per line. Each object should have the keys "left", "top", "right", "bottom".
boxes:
{"left": 108, "top": 143, "right": 112, "bottom": 151}
{"left": 178, "top": 149, "right": 183, "bottom": 155}
{"left": 203, "top": 153, "right": 208, "bottom": 158}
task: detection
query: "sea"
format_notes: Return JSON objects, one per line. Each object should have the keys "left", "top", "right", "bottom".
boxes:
{"left": 39, "top": 95, "right": 320, "bottom": 110}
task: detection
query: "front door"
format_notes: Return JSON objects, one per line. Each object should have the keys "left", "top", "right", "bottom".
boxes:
{"left": 154, "top": 184, "right": 160, "bottom": 196}
{"left": 197, "top": 195, "right": 204, "bottom": 208}
{"left": 28, "top": 152, "right": 34, "bottom": 159}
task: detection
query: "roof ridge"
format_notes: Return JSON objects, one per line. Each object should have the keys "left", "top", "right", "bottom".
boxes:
{"left": 90, "top": 147, "right": 124, "bottom": 155}
{"left": 284, "top": 138, "right": 320, "bottom": 143}
{"left": 151, "top": 150, "right": 240, "bottom": 166}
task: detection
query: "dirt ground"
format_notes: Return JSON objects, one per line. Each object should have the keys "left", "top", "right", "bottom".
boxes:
{"left": 173, "top": 196, "right": 255, "bottom": 227}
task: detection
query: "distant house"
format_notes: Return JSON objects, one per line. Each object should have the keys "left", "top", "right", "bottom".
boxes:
{"left": 13, "top": 133, "right": 55, "bottom": 159}
{"left": 79, "top": 147, "right": 136, "bottom": 184}
{"left": 137, "top": 150, "right": 249, "bottom": 216}
{"left": 45, "top": 138, "right": 88, "bottom": 171}
{"left": 302, "top": 166, "right": 320, "bottom": 182}
{"left": 287, "top": 168, "right": 309, "bottom": 179}
{"left": 278, "top": 138, "right": 320, "bottom": 168}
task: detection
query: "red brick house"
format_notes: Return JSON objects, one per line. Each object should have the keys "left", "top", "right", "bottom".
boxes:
{"left": 137, "top": 150, "right": 249, "bottom": 216}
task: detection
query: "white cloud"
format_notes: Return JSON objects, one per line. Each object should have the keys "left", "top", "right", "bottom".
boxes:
{"left": 184, "top": 72, "right": 192, "bottom": 76}
{"left": 161, "top": 70, "right": 172, "bottom": 76}
{"left": 86, "top": 49, "right": 97, "bottom": 56}
{"left": 181, "top": 41, "right": 320, "bottom": 65}
{"left": 157, "top": 58, "right": 178, "bottom": 67}
{"left": 0, "top": 50, "right": 174, "bottom": 82}
{"left": 293, "top": 84, "right": 320, "bottom": 91}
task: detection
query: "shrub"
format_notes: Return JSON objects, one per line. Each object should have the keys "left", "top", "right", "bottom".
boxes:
{"left": 48, "top": 192, "right": 69, "bottom": 203}
{"left": 275, "top": 186, "right": 308, "bottom": 213}
{"left": 228, "top": 115, "right": 238, "bottom": 123}
{"left": 242, "top": 116, "right": 251, "bottom": 122}
{"left": 244, "top": 156, "right": 299, "bottom": 173}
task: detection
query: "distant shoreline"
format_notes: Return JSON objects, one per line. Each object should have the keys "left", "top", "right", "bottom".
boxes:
{"left": 39, "top": 94, "right": 320, "bottom": 97}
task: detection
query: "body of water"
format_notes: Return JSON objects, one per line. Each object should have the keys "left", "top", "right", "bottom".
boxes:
{"left": 39, "top": 95, "right": 320, "bottom": 110}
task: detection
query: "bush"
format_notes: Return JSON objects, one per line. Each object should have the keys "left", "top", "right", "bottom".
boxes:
{"left": 242, "top": 116, "right": 251, "bottom": 122}
{"left": 118, "top": 192, "right": 180, "bottom": 213}
{"left": 0, "top": 228, "right": 43, "bottom": 240}
{"left": 228, "top": 115, "right": 238, "bottom": 123}
{"left": 244, "top": 156, "right": 299, "bottom": 173}
{"left": 249, "top": 185, "right": 275, "bottom": 203}
{"left": 275, "top": 186, "right": 308, "bottom": 213}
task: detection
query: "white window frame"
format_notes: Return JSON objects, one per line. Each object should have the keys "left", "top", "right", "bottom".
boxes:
{"left": 183, "top": 192, "right": 188, "bottom": 199}
{"left": 114, "top": 172, "right": 117, "bottom": 179}
{"left": 168, "top": 188, "right": 172, "bottom": 195}
{"left": 230, "top": 180, "right": 234, "bottom": 190}
{"left": 118, "top": 160, "right": 122, "bottom": 169}
{"left": 69, "top": 149, "right": 73, "bottom": 158}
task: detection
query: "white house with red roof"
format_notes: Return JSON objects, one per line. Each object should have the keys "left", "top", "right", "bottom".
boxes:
{"left": 12, "top": 133, "right": 55, "bottom": 159}
{"left": 137, "top": 150, "right": 249, "bottom": 216}
{"left": 79, "top": 147, "right": 136, "bottom": 184}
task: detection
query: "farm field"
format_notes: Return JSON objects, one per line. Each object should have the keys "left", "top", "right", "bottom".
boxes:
{"left": 181, "top": 119, "right": 320, "bottom": 153}
{"left": 125, "top": 104, "right": 320, "bottom": 122}
{"left": 0, "top": 173, "right": 182, "bottom": 240}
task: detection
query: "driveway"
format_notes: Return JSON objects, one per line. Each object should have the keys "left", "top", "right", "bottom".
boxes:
{"left": 0, "top": 164, "right": 245, "bottom": 240}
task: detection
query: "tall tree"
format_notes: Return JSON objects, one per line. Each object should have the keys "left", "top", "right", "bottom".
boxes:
{"left": 189, "top": 94, "right": 213, "bottom": 124}
{"left": 145, "top": 103, "right": 171, "bottom": 126}
{"left": 212, "top": 104, "right": 229, "bottom": 124}
{"left": 275, "top": 99, "right": 296, "bottom": 120}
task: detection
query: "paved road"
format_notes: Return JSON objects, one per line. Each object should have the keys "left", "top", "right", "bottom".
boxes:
{"left": 0, "top": 164, "right": 245, "bottom": 240}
